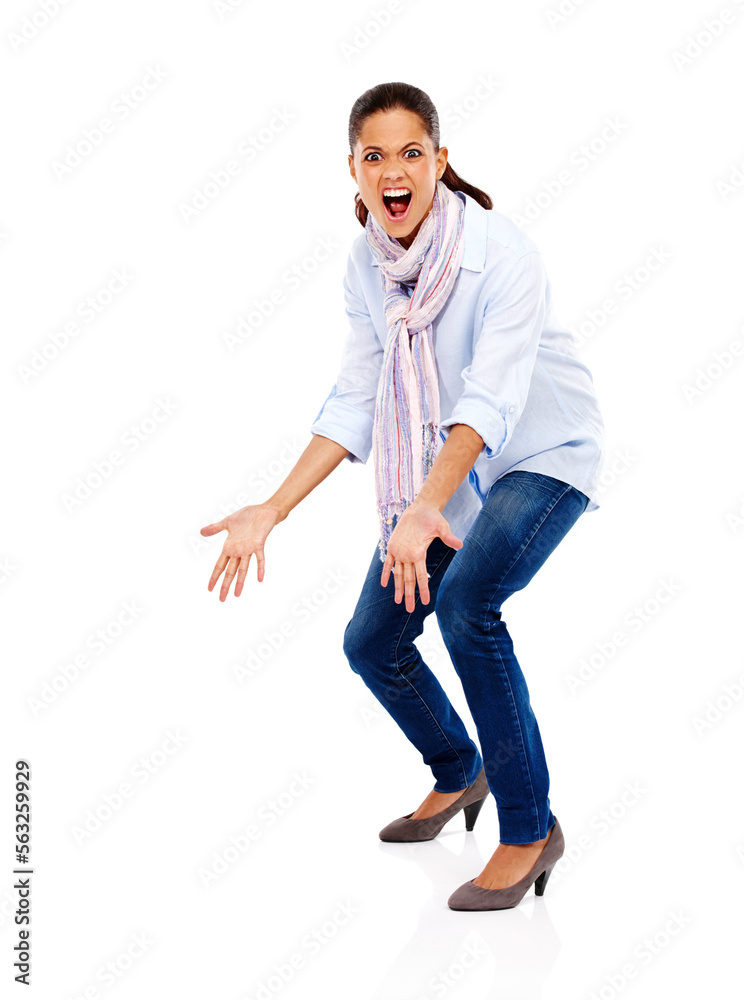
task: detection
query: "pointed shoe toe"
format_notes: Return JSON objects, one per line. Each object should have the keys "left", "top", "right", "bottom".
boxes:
{"left": 447, "top": 877, "right": 528, "bottom": 911}
{"left": 378, "top": 812, "right": 420, "bottom": 842}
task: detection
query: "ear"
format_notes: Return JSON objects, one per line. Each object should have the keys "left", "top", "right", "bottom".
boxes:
{"left": 436, "top": 145, "right": 448, "bottom": 181}
{"left": 348, "top": 153, "right": 357, "bottom": 183}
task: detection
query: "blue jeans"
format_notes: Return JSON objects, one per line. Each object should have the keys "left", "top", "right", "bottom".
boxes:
{"left": 342, "top": 471, "right": 590, "bottom": 844}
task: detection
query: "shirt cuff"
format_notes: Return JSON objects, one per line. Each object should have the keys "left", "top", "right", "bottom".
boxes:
{"left": 310, "top": 384, "right": 374, "bottom": 464}
{"left": 439, "top": 398, "right": 518, "bottom": 460}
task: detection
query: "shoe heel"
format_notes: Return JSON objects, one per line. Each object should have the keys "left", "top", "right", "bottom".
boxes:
{"left": 534, "top": 862, "right": 555, "bottom": 897}
{"left": 463, "top": 795, "right": 487, "bottom": 831}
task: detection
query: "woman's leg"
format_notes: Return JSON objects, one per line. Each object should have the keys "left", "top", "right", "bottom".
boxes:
{"left": 435, "top": 471, "right": 589, "bottom": 845}
{"left": 343, "top": 535, "right": 482, "bottom": 793}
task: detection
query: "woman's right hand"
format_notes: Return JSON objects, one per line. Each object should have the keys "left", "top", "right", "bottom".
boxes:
{"left": 200, "top": 503, "right": 282, "bottom": 601}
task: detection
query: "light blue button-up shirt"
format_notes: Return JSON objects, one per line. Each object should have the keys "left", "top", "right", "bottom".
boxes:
{"left": 310, "top": 189, "right": 605, "bottom": 541}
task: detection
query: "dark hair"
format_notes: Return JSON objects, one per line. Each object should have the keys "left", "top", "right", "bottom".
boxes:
{"left": 348, "top": 81, "right": 493, "bottom": 227}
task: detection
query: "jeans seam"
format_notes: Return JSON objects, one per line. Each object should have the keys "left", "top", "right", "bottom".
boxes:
{"left": 485, "top": 631, "right": 540, "bottom": 839}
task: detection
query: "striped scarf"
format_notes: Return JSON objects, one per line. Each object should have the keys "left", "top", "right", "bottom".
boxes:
{"left": 365, "top": 179, "right": 465, "bottom": 563}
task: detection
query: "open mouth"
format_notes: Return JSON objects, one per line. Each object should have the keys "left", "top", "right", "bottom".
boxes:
{"left": 382, "top": 189, "right": 412, "bottom": 221}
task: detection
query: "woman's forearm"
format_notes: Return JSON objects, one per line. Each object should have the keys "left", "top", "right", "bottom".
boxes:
{"left": 263, "top": 433, "right": 350, "bottom": 523}
{"left": 411, "top": 423, "right": 484, "bottom": 513}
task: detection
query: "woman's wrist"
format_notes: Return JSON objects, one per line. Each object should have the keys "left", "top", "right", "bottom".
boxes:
{"left": 408, "top": 496, "right": 444, "bottom": 517}
{"left": 260, "top": 498, "right": 289, "bottom": 523}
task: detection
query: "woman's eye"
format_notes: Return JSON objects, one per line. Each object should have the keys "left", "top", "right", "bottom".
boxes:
{"left": 363, "top": 149, "right": 421, "bottom": 161}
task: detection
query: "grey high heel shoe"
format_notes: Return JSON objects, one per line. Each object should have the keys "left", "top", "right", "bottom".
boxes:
{"left": 379, "top": 767, "right": 490, "bottom": 843}
{"left": 447, "top": 816, "right": 565, "bottom": 910}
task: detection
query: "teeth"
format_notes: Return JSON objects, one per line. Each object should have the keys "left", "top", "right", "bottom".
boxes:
{"left": 382, "top": 188, "right": 411, "bottom": 198}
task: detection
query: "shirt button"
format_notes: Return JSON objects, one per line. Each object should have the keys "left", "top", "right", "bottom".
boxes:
{"left": 386, "top": 518, "right": 393, "bottom": 524}
{"left": 508, "top": 406, "right": 515, "bottom": 413}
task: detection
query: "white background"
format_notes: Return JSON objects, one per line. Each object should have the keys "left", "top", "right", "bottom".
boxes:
{"left": 3, "top": 0, "right": 743, "bottom": 997}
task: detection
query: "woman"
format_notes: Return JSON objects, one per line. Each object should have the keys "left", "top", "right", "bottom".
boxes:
{"left": 201, "top": 82, "right": 604, "bottom": 911}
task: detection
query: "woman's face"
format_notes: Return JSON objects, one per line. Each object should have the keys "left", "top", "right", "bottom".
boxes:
{"left": 349, "top": 108, "right": 448, "bottom": 250}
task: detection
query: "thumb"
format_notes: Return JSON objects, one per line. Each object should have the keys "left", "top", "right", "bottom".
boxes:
{"left": 200, "top": 519, "right": 225, "bottom": 537}
{"left": 437, "top": 519, "right": 463, "bottom": 550}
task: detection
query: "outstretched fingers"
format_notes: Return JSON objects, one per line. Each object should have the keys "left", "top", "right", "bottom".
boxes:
{"left": 401, "top": 561, "right": 417, "bottom": 611}
{"left": 401, "top": 559, "right": 429, "bottom": 611}
{"left": 234, "top": 547, "right": 264, "bottom": 596}
{"left": 380, "top": 550, "right": 429, "bottom": 611}
{"left": 219, "top": 555, "right": 245, "bottom": 601}
{"left": 415, "top": 558, "right": 430, "bottom": 606}
{"left": 253, "top": 547, "right": 265, "bottom": 584}
{"left": 233, "top": 556, "right": 249, "bottom": 597}
{"left": 208, "top": 553, "right": 229, "bottom": 593}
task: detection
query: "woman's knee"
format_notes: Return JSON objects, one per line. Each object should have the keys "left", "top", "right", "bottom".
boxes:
{"left": 436, "top": 569, "right": 504, "bottom": 640}
{"left": 343, "top": 606, "right": 391, "bottom": 672}
{"left": 342, "top": 613, "right": 367, "bottom": 672}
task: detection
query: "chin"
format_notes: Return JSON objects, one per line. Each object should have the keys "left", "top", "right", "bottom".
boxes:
{"left": 382, "top": 213, "right": 419, "bottom": 242}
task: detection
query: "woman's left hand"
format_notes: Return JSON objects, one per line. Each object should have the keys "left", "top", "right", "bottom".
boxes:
{"left": 380, "top": 502, "right": 463, "bottom": 612}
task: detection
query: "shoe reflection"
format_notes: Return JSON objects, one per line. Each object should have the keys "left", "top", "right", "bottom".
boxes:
{"left": 368, "top": 827, "right": 561, "bottom": 999}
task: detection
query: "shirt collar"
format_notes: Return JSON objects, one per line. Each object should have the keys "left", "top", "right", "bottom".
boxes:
{"left": 368, "top": 189, "right": 487, "bottom": 273}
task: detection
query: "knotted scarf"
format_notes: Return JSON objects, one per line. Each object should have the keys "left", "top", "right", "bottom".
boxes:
{"left": 365, "top": 179, "right": 465, "bottom": 563}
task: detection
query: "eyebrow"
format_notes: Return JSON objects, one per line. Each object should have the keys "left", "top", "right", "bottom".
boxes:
{"left": 361, "top": 141, "right": 424, "bottom": 154}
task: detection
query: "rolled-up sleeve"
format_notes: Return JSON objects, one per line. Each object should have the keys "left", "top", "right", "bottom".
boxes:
{"left": 310, "top": 251, "right": 384, "bottom": 464}
{"left": 439, "top": 250, "right": 547, "bottom": 460}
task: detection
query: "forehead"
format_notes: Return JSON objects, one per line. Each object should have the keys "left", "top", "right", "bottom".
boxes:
{"left": 356, "top": 108, "right": 431, "bottom": 149}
